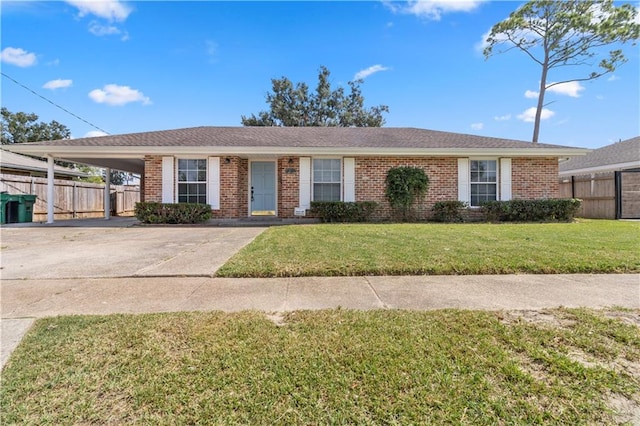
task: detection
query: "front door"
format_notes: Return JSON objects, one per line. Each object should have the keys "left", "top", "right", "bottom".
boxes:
{"left": 250, "top": 161, "right": 276, "bottom": 216}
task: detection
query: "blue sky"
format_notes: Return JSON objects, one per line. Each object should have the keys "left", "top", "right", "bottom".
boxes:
{"left": 1, "top": 0, "right": 638, "bottom": 149}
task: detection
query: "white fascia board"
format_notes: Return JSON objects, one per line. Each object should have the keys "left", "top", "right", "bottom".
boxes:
{"left": 3, "top": 144, "right": 591, "bottom": 159}
{"left": 559, "top": 160, "right": 640, "bottom": 176}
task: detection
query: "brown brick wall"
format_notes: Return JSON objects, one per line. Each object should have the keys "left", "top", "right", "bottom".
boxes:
{"left": 142, "top": 154, "right": 560, "bottom": 220}
{"left": 143, "top": 155, "right": 163, "bottom": 202}
{"left": 512, "top": 157, "right": 559, "bottom": 200}
{"left": 355, "top": 157, "right": 458, "bottom": 220}
{"left": 278, "top": 157, "right": 300, "bottom": 219}
{"left": 213, "top": 157, "right": 248, "bottom": 218}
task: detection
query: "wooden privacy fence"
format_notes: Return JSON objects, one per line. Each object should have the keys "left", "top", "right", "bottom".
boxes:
{"left": 559, "top": 170, "right": 640, "bottom": 219}
{"left": 0, "top": 174, "right": 140, "bottom": 221}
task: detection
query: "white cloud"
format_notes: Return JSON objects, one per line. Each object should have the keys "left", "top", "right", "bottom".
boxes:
{"left": 471, "top": 122, "right": 484, "bottom": 130}
{"left": 1, "top": 47, "right": 37, "bottom": 67}
{"left": 547, "top": 81, "right": 584, "bottom": 97}
{"left": 89, "top": 21, "right": 120, "bottom": 36}
{"left": 387, "top": 0, "right": 485, "bottom": 20}
{"left": 43, "top": 79, "right": 73, "bottom": 90}
{"left": 354, "top": 64, "right": 390, "bottom": 80}
{"left": 494, "top": 114, "right": 511, "bottom": 121}
{"left": 84, "top": 130, "right": 109, "bottom": 137}
{"left": 517, "top": 107, "right": 555, "bottom": 123}
{"left": 607, "top": 75, "right": 620, "bottom": 82}
{"left": 524, "top": 90, "right": 539, "bottom": 99}
{"left": 65, "top": 0, "right": 132, "bottom": 22}
{"left": 88, "top": 84, "right": 151, "bottom": 106}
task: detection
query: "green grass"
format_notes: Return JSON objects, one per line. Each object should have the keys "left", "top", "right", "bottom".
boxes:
{"left": 1, "top": 309, "right": 639, "bottom": 424}
{"left": 216, "top": 219, "right": 640, "bottom": 277}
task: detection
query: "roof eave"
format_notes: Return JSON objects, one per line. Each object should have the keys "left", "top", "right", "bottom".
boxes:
{"left": 3, "top": 144, "right": 590, "bottom": 158}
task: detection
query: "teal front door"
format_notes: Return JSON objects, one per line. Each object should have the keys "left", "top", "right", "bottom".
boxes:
{"left": 251, "top": 161, "right": 276, "bottom": 215}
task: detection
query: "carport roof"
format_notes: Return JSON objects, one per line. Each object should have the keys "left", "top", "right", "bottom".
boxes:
{"left": 3, "top": 126, "right": 589, "bottom": 174}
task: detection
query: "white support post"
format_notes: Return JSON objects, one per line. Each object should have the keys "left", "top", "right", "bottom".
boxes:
{"left": 104, "top": 168, "right": 111, "bottom": 220}
{"left": 47, "top": 156, "right": 55, "bottom": 224}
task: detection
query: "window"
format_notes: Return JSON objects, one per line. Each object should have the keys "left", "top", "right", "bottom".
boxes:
{"left": 177, "top": 159, "right": 207, "bottom": 204}
{"left": 470, "top": 160, "right": 497, "bottom": 207}
{"left": 313, "top": 159, "right": 341, "bottom": 201}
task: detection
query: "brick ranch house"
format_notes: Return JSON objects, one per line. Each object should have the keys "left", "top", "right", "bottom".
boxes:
{"left": 4, "top": 126, "right": 588, "bottom": 222}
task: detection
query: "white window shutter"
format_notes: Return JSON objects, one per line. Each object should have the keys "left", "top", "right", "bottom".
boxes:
{"left": 343, "top": 157, "right": 355, "bottom": 202}
{"left": 457, "top": 158, "right": 470, "bottom": 203}
{"left": 299, "top": 157, "right": 311, "bottom": 209}
{"left": 500, "top": 158, "right": 512, "bottom": 201}
{"left": 162, "top": 156, "right": 174, "bottom": 203}
{"left": 208, "top": 157, "right": 220, "bottom": 209}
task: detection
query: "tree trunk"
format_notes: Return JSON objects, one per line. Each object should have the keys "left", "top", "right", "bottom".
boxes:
{"left": 532, "top": 62, "right": 549, "bottom": 144}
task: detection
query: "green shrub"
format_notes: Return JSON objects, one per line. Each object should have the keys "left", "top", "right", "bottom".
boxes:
{"left": 310, "top": 201, "right": 378, "bottom": 223}
{"left": 432, "top": 201, "right": 468, "bottom": 223}
{"left": 481, "top": 199, "right": 582, "bottom": 222}
{"left": 135, "top": 202, "right": 212, "bottom": 224}
{"left": 385, "top": 166, "right": 429, "bottom": 221}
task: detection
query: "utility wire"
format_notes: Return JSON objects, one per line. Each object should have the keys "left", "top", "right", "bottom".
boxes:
{"left": 1, "top": 72, "right": 110, "bottom": 135}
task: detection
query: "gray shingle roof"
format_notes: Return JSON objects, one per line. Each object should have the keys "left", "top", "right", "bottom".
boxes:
{"left": 559, "top": 136, "right": 640, "bottom": 173}
{"left": 23, "top": 126, "right": 580, "bottom": 150}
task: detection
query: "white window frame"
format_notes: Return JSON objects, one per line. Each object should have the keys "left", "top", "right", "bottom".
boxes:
{"left": 312, "top": 157, "right": 342, "bottom": 202}
{"left": 469, "top": 158, "right": 499, "bottom": 207}
{"left": 176, "top": 157, "right": 208, "bottom": 205}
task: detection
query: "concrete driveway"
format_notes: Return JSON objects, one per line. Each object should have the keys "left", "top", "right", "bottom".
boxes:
{"left": 0, "top": 222, "right": 265, "bottom": 279}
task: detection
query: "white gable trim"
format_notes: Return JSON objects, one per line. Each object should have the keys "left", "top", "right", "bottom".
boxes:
{"left": 299, "top": 157, "right": 311, "bottom": 209}
{"left": 162, "top": 156, "right": 174, "bottom": 203}
{"left": 208, "top": 156, "right": 220, "bottom": 209}
{"left": 343, "top": 157, "right": 355, "bottom": 202}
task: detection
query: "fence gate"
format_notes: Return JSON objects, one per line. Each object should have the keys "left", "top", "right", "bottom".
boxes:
{"left": 616, "top": 170, "right": 640, "bottom": 219}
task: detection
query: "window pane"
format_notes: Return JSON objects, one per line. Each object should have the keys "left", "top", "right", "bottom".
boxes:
{"left": 313, "top": 183, "right": 341, "bottom": 201}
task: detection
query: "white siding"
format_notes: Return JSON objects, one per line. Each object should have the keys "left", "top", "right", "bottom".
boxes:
{"left": 457, "top": 158, "right": 470, "bottom": 203}
{"left": 500, "top": 158, "right": 512, "bottom": 201}
{"left": 343, "top": 157, "right": 355, "bottom": 202}
{"left": 299, "top": 157, "right": 311, "bottom": 209}
{"left": 162, "top": 156, "right": 174, "bottom": 203}
{"left": 208, "top": 156, "right": 220, "bottom": 209}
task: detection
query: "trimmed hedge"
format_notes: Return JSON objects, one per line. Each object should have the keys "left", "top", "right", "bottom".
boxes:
{"left": 135, "top": 202, "right": 212, "bottom": 224}
{"left": 310, "top": 201, "right": 378, "bottom": 223}
{"left": 431, "top": 201, "right": 468, "bottom": 223}
{"left": 481, "top": 199, "right": 582, "bottom": 222}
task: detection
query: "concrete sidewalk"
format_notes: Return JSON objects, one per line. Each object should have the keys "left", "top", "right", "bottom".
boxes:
{"left": 3, "top": 273, "right": 638, "bottom": 368}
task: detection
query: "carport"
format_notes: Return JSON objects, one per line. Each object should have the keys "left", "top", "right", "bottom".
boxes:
{"left": 3, "top": 142, "right": 144, "bottom": 223}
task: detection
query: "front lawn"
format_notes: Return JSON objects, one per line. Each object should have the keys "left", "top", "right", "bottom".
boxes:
{"left": 1, "top": 309, "right": 638, "bottom": 424}
{"left": 216, "top": 220, "right": 639, "bottom": 277}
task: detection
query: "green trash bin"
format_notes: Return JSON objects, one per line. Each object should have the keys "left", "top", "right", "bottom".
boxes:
{"left": 1, "top": 192, "right": 20, "bottom": 224}
{"left": 1, "top": 193, "right": 37, "bottom": 224}
{"left": 18, "top": 195, "right": 37, "bottom": 223}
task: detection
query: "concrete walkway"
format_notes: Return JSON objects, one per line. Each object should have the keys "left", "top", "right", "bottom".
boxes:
{"left": 3, "top": 273, "right": 639, "bottom": 369}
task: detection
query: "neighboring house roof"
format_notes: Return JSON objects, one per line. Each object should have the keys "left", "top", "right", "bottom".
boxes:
{"left": 0, "top": 149, "right": 90, "bottom": 179}
{"left": 559, "top": 136, "right": 640, "bottom": 176}
{"left": 3, "top": 126, "right": 589, "bottom": 175}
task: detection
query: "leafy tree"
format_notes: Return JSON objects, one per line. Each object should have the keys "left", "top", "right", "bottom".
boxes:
{"left": 1, "top": 107, "right": 71, "bottom": 144}
{"left": 483, "top": 0, "right": 639, "bottom": 143}
{"left": 241, "top": 66, "right": 389, "bottom": 127}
